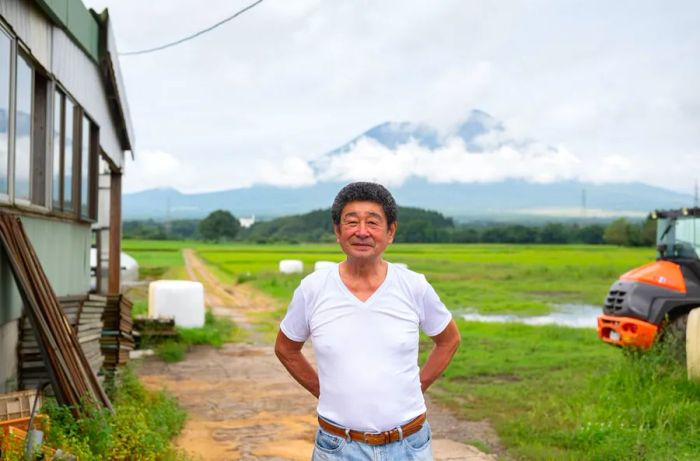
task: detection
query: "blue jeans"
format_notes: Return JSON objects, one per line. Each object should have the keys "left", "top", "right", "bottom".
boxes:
{"left": 311, "top": 421, "right": 433, "bottom": 460}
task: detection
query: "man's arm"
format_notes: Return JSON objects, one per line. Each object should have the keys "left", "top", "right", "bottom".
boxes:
{"left": 419, "top": 320, "right": 461, "bottom": 393}
{"left": 274, "top": 330, "right": 320, "bottom": 398}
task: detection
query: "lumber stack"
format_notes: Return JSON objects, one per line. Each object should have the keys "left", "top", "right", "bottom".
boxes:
{"left": 133, "top": 316, "right": 176, "bottom": 339}
{"left": 0, "top": 213, "right": 112, "bottom": 414}
{"left": 18, "top": 295, "right": 106, "bottom": 389}
{"left": 100, "top": 294, "right": 134, "bottom": 370}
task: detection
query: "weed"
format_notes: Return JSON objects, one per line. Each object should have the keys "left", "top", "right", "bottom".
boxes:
{"left": 157, "top": 340, "right": 188, "bottom": 362}
{"left": 40, "top": 366, "right": 188, "bottom": 460}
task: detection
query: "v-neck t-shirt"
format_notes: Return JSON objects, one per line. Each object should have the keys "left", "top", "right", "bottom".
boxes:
{"left": 280, "top": 262, "right": 452, "bottom": 432}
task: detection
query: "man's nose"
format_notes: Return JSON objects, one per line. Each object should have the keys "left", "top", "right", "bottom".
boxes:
{"left": 355, "top": 222, "right": 370, "bottom": 237}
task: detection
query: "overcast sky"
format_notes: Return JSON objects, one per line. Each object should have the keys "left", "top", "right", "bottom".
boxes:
{"left": 83, "top": 0, "right": 700, "bottom": 195}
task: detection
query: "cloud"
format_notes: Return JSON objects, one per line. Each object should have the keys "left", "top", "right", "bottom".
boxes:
{"left": 317, "top": 136, "right": 581, "bottom": 186}
{"left": 124, "top": 149, "right": 194, "bottom": 192}
{"left": 84, "top": 0, "right": 700, "bottom": 195}
{"left": 254, "top": 156, "right": 316, "bottom": 187}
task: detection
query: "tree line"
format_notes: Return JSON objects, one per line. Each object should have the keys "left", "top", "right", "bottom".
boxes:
{"left": 123, "top": 209, "right": 656, "bottom": 246}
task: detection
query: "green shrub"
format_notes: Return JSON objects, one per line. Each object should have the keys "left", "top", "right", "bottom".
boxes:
{"left": 154, "top": 311, "right": 244, "bottom": 363}
{"left": 42, "top": 367, "right": 188, "bottom": 460}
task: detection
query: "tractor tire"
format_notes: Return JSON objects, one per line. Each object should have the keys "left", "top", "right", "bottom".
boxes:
{"left": 663, "top": 312, "right": 689, "bottom": 361}
{"left": 687, "top": 308, "right": 700, "bottom": 381}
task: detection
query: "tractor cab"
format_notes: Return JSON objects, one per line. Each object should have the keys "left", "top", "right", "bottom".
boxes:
{"left": 598, "top": 208, "right": 700, "bottom": 350}
{"left": 655, "top": 208, "right": 700, "bottom": 261}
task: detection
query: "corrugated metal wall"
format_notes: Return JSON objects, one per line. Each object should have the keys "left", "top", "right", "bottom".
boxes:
{"left": 0, "top": 216, "right": 91, "bottom": 326}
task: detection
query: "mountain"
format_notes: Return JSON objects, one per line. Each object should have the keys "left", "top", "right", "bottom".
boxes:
{"left": 123, "top": 179, "right": 693, "bottom": 221}
{"left": 124, "top": 110, "right": 694, "bottom": 221}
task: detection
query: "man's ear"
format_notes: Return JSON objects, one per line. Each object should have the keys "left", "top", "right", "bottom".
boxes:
{"left": 333, "top": 224, "right": 341, "bottom": 242}
{"left": 388, "top": 221, "right": 397, "bottom": 243}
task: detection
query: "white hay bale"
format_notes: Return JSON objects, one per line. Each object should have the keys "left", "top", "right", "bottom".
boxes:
{"left": 314, "top": 261, "right": 336, "bottom": 271}
{"left": 279, "top": 259, "right": 304, "bottom": 274}
{"left": 394, "top": 263, "right": 408, "bottom": 270}
{"left": 148, "top": 280, "right": 205, "bottom": 328}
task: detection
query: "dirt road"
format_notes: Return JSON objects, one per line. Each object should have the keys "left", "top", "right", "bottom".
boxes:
{"left": 135, "top": 250, "right": 500, "bottom": 460}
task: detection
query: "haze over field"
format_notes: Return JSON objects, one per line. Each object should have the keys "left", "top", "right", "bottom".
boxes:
{"left": 85, "top": 0, "right": 700, "bottom": 199}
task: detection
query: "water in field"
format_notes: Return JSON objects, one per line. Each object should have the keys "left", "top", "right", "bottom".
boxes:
{"left": 460, "top": 303, "right": 601, "bottom": 329}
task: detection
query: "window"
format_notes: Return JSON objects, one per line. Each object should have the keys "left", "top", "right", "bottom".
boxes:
{"left": 31, "top": 69, "right": 49, "bottom": 206}
{"left": 14, "top": 53, "right": 32, "bottom": 202}
{"left": 0, "top": 28, "right": 96, "bottom": 219}
{"left": 64, "top": 98, "right": 74, "bottom": 211}
{"left": 52, "top": 89, "right": 63, "bottom": 209}
{"left": 51, "top": 91, "right": 76, "bottom": 213}
{"left": 0, "top": 29, "right": 9, "bottom": 196}
{"left": 80, "top": 115, "right": 93, "bottom": 218}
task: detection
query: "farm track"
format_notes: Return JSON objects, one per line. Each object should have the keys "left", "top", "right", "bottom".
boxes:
{"left": 136, "top": 249, "right": 501, "bottom": 460}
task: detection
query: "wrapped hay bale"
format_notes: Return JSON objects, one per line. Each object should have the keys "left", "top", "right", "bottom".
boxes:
{"left": 148, "top": 281, "right": 205, "bottom": 328}
{"left": 279, "top": 260, "right": 303, "bottom": 274}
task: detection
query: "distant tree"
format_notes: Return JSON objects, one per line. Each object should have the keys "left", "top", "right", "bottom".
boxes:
{"left": 397, "top": 220, "right": 435, "bottom": 243}
{"left": 199, "top": 210, "right": 240, "bottom": 241}
{"left": 639, "top": 216, "right": 656, "bottom": 246}
{"left": 450, "top": 227, "right": 479, "bottom": 243}
{"left": 539, "top": 223, "right": 570, "bottom": 243}
{"left": 576, "top": 224, "right": 605, "bottom": 244}
{"left": 604, "top": 218, "right": 635, "bottom": 245}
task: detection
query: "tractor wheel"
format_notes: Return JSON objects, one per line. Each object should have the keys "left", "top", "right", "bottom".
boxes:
{"left": 687, "top": 308, "right": 700, "bottom": 381}
{"left": 663, "top": 312, "right": 689, "bottom": 361}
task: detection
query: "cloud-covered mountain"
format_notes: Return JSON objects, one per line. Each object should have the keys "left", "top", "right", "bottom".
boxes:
{"left": 124, "top": 110, "right": 695, "bottom": 220}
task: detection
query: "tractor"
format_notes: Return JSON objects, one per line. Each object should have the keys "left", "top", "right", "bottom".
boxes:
{"left": 597, "top": 207, "right": 700, "bottom": 357}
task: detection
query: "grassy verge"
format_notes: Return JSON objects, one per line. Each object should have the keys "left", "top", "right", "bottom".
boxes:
{"left": 155, "top": 311, "right": 247, "bottom": 362}
{"left": 40, "top": 366, "right": 188, "bottom": 460}
{"left": 428, "top": 320, "right": 700, "bottom": 460}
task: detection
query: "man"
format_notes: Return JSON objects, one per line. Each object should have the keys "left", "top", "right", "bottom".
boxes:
{"left": 275, "top": 182, "right": 461, "bottom": 460}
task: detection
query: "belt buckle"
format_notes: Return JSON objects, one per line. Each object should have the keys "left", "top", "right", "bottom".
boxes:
{"left": 363, "top": 430, "right": 391, "bottom": 445}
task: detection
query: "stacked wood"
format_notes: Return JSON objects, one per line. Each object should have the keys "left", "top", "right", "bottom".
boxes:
{"left": 0, "top": 213, "right": 112, "bottom": 414}
{"left": 133, "top": 316, "right": 177, "bottom": 337}
{"left": 100, "top": 294, "right": 134, "bottom": 370}
{"left": 18, "top": 295, "right": 106, "bottom": 390}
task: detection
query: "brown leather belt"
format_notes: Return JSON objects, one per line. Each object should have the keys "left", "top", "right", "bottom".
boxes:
{"left": 317, "top": 413, "right": 426, "bottom": 446}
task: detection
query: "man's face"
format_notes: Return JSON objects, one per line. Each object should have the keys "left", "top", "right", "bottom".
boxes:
{"left": 334, "top": 201, "right": 396, "bottom": 261}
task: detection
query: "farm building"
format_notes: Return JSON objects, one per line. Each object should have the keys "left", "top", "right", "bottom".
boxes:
{"left": 0, "top": 0, "right": 133, "bottom": 393}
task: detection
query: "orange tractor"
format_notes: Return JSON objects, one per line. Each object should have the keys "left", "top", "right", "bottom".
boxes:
{"left": 597, "top": 207, "right": 700, "bottom": 353}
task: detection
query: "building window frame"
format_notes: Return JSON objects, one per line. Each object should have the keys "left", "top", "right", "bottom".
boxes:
{"left": 0, "top": 19, "right": 100, "bottom": 223}
{"left": 0, "top": 20, "right": 15, "bottom": 205}
{"left": 13, "top": 47, "right": 34, "bottom": 208}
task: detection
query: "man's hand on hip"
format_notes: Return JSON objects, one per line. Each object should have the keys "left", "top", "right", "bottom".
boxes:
{"left": 274, "top": 330, "right": 320, "bottom": 398}
{"left": 419, "top": 320, "right": 461, "bottom": 393}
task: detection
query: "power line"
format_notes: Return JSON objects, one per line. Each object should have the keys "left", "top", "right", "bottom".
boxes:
{"left": 120, "top": 0, "right": 265, "bottom": 56}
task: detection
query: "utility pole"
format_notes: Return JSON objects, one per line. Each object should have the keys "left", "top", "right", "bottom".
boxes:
{"left": 581, "top": 188, "right": 587, "bottom": 219}
{"left": 695, "top": 179, "right": 698, "bottom": 208}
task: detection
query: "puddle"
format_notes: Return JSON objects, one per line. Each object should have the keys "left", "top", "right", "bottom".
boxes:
{"left": 460, "top": 303, "right": 601, "bottom": 329}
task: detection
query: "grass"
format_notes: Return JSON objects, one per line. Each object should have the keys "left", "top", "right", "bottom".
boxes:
{"left": 155, "top": 311, "right": 247, "bottom": 362}
{"left": 123, "top": 240, "right": 699, "bottom": 459}
{"left": 192, "top": 242, "right": 652, "bottom": 315}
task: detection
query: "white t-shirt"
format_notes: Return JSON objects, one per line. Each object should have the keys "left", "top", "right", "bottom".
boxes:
{"left": 280, "top": 262, "right": 452, "bottom": 432}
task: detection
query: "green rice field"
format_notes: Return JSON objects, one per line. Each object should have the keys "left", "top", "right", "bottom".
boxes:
{"left": 122, "top": 240, "right": 700, "bottom": 460}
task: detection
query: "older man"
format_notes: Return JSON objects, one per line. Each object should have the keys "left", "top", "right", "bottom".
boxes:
{"left": 275, "top": 182, "right": 460, "bottom": 460}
